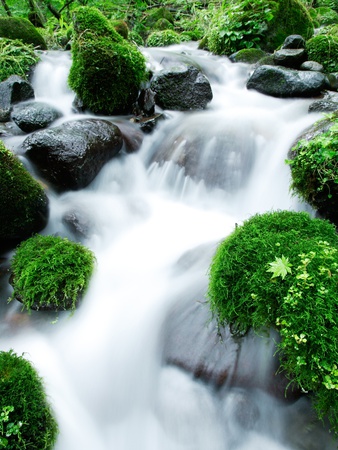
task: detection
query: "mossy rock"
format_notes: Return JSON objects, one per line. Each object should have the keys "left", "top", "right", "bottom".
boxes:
{"left": 146, "top": 30, "right": 181, "bottom": 47}
{"left": 10, "top": 234, "right": 95, "bottom": 312}
{"left": 142, "top": 7, "right": 174, "bottom": 29}
{"left": 0, "top": 349, "right": 58, "bottom": 449}
{"left": 153, "top": 18, "right": 174, "bottom": 31}
{"left": 68, "top": 7, "right": 146, "bottom": 115}
{"left": 287, "top": 112, "right": 338, "bottom": 225}
{"left": 0, "top": 17, "right": 46, "bottom": 49}
{"left": 207, "top": 0, "right": 313, "bottom": 55}
{"left": 313, "top": 6, "right": 338, "bottom": 25}
{"left": 0, "top": 141, "right": 49, "bottom": 252}
{"left": 208, "top": 210, "right": 338, "bottom": 434}
{"left": 315, "top": 0, "right": 338, "bottom": 13}
{"left": 230, "top": 48, "right": 267, "bottom": 63}
{"left": 112, "top": 19, "right": 129, "bottom": 39}
{"left": 306, "top": 34, "right": 338, "bottom": 73}
{"left": 0, "top": 38, "right": 39, "bottom": 82}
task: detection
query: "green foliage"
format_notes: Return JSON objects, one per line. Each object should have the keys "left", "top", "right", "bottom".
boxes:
{"left": 0, "top": 350, "right": 58, "bottom": 449}
{"left": 146, "top": 29, "right": 181, "bottom": 47}
{"left": 315, "top": 0, "right": 338, "bottom": 12}
{"left": 0, "top": 38, "right": 39, "bottom": 82}
{"left": 0, "top": 16, "right": 46, "bottom": 49}
{"left": 313, "top": 6, "right": 338, "bottom": 25}
{"left": 0, "top": 141, "right": 48, "bottom": 244}
{"left": 286, "top": 113, "right": 338, "bottom": 224}
{"left": 68, "top": 6, "right": 146, "bottom": 114}
{"left": 39, "top": 17, "right": 73, "bottom": 50}
{"left": 306, "top": 34, "right": 338, "bottom": 73}
{"left": 10, "top": 234, "right": 95, "bottom": 312}
{"left": 112, "top": 19, "right": 129, "bottom": 39}
{"left": 207, "top": 210, "right": 338, "bottom": 434}
{"left": 206, "top": 0, "right": 313, "bottom": 55}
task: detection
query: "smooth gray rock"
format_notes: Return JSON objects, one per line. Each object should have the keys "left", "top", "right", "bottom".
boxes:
{"left": 273, "top": 48, "right": 307, "bottom": 69}
{"left": 11, "top": 101, "right": 62, "bottom": 133}
{"left": 282, "top": 34, "right": 306, "bottom": 49}
{"left": 0, "top": 75, "right": 34, "bottom": 122}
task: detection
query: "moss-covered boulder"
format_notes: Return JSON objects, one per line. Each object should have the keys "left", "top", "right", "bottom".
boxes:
{"left": 0, "top": 349, "right": 58, "bottom": 449}
{"left": 0, "top": 17, "right": 46, "bottom": 49}
{"left": 306, "top": 34, "right": 338, "bottom": 73}
{"left": 142, "top": 7, "right": 174, "bottom": 29}
{"left": 207, "top": 210, "right": 338, "bottom": 435}
{"left": 287, "top": 112, "right": 338, "bottom": 225}
{"left": 206, "top": 0, "right": 313, "bottom": 56}
{"left": 0, "top": 141, "right": 49, "bottom": 253}
{"left": 230, "top": 48, "right": 268, "bottom": 64}
{"left": 10, "top": 234, "right": 95, "bottom": 312}
{"left": 146, "top": 30, "right": 181, "bottom": 47}
{"left": 68, "top": 6, "right": 146, "bottom": 115}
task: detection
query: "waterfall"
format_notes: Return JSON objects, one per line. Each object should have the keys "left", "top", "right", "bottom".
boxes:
{"left": 0, "top": 46, "right": 335, "bottom": 450}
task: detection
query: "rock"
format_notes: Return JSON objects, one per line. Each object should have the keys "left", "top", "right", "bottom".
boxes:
{"left": 11, "top": 101, "right": 62, "bottom": 133}
{"left": 150, "top": 65, "right": 213, "bottom": 111}
{"left": 282, "top": 34, "right": 306, "bottom": 49}
{"left": 300, "top": 61, "right": 324, "bottom": 72}
{"left": 132, "top": 113, "right": 166, "bottom": 134}
{"left": 0, "top": 76, "right": 34, "bottom": 122}
{"left": 309, "top": 91, "right": 338, "bottom": 112}
{"left": 247, "top": 65, "right": 329, "bottom": 98}
{"left": 22, "top": 118, "right": 123, "bottom": 192}
{"left": 273, "top": 48, "right": 307, "bottom": 69}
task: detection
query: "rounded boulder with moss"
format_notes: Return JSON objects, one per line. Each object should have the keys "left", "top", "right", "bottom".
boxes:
{"left": 10, "top": 234, "right": 95, "bottom": 312}
{"left": 0, "top": 17, "right": 46, "bottom": 49}
{"left": 208, "top": 210, "right": 338, "bottom": 436}
{"left": 0, "top": 141, "right": 49, "bottom": 253}
{"left": 68, "top": 6, "right": 147, "bottom": 115}
{"left": 306, "top": 34, "right": 338, "bottom": 73}
{"left": 0, "top": 349, "right": 58, "bottom": 449}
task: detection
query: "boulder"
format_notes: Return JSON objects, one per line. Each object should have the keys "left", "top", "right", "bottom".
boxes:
{"left": 0, "top": 76, "right": 34, "bottom": 122}
{"left": 247, "top": 65, "right": 329, "bottom": 98}
{"left": 0, "top": 16, "right": 47, "bottom": 49}
{"left": 22, "top": 119, "right": 123, "bottom": 192}
{"left": 300, "top": 60, "right": 324, "bottom": 72}
{"left": 150, "top": 65, "right": 213, "bottom": 111}
{"left": 282, "top": 34, "right": 306, "bottom": 49}
{"left": 309, "top": 91, "right": 338, "bottom": 112}
{"left": 11, "top": 101, "right": 62, "bottom": 133}
{"left": 273, "top": 48, "right": 307, "bottom": 69}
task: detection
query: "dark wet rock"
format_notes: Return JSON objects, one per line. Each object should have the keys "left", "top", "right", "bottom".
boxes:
{"left": 282, "top": 34, "right": 306, "bottom": 49}
{"left": 300, "top": 61, "right": 324, "bottom": 72}
{"left": 150, "top": 65, "right": 213, "bottom": 111}
{"left": 273, "top": 48, "right": 307, "bottom": 69}
{"left": 309, "top": 91, "right": 338, "bottom": 112}
{"left": 11, "top": 101, "right": 62, "bottom": 133}
{"left": 135, "top": 88, "right": 156, "bottom": 116}
{"left": 326, "top": 72, "right": 338, "bottom": 91}
{"left": 132, "top": 113, "right": 166, "bottom": 134}
{"left": 22, "top": 118, "right": 123, "bottom": 191}
{"left": 247, "top": 65, "right": 329, "bottom": 98}
{"left": 0, "top": 75, "right": 34, "bottom": 122}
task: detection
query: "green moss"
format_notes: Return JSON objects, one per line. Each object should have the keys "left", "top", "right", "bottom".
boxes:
{"left": 207, "top": 210, "right": 338, "bottom": 434}
{"left": 312, "top": 6, "right": 338, "bottom": 25}
{"left": 231, "top": 48, "right": 267, "bottom": 63}
{"left": 0, "top": 141, "right": 49, "bottom": 245}
{"left": 72, "top": 6, "right": 123, "bottom": 42}
{"left": 146, "top": 30, "right": 181, "bottom": 47}
{"left": 154, "top": 18, "right": 174, "bottom": 31}
{"left": 69, "top": 6, "right": 146, "bottom": 115}
{"left": 287, "top": 113, "right": 338, "bottom": 224}
{"left": 142, "top": 7, "right": 174, "bottom": 29}
{"left": 0, "top": 38, "right": 39, "bottom": 82}
{"left": 0, "top": 349, "right": 58, "bottom": 449}
{"left": 112, "top": 19, "right": 129, "bottom": 39}
{"left": 315, "top": 0, "right": 338, "bottom": 13}
{"left": 306, "top": 34, "right": 338, "bottom": 73}
{"left": 10, "top": 234, "right": 95, "bottom": 312}
{"left": 0, "top": 17, "right": 46, "bottom": 49}
{"left": 207, "top": 0, "right": 313, "bottom": 55}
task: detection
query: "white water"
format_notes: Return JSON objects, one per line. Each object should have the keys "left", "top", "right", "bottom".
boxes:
{"left": 0, "top": 46, "right": 335, "bottom": 449}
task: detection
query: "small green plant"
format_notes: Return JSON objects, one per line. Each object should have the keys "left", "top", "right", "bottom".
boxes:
{"left": 10, "top": 234, "right": 95, "bottom": 312}
{"left": 146, "top": 29, "right": 181, "bottom": 47}
{"left": 0, "top": 38, "right": 39, "bottom": 82}
{"left": 207, "top": 210, "right": 338, "bottom": 435}
{"left": 0, "top": 350, "right": 58, "bottom": 449}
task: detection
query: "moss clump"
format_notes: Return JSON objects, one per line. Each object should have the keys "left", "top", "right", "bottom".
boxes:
{"left": 287, "top": 113, "right": 338, "bottom": 225}
{"left": 306, "top": 34, "right": 338, "bottom": 73}
{"left": 208, "top": 210, "right": 338, "bottom": 434}
{"left": 112, "top": 19, "right": 129, "bottom": 39}
{"left": 10, "top": 234, "right": 95, "bottom": 312}
{"left": 0, "top": 38, "right": 39, "bottom": 82}
{"left": 313, "top": 6, "right": 338, "bottom": 25}
{"left": 146, "top": 30, "right": 181, "bottom": 47}
{"left": 68, "top": 6, "right": 146, "bottom": 115}
{"left": 142, "top": 7, "right": 174, "bottom": 29}
{"left": 207, "top": 0, "right": 313, "bottom": 55}
{"left": 0, "top": 16, "right": 46, "bottom": 49}
{"left": 0, "top": 350, "right": 58, "bottom": 449}
{"left": 0, "top": 141, "right": 49, "bottom": 250}
{"left": 231, "top": 48, "right": 267, "bottom": 63}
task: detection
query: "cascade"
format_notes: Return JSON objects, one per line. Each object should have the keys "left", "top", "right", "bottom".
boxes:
{"left": 0, "top": 44, "right": 335, "bottom": 450}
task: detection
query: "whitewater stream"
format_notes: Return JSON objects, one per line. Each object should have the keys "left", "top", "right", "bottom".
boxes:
{"left": 0, "top": 44, "right": 336, "bottom": 449}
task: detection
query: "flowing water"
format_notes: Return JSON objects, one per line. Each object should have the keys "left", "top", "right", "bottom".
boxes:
{"left": 0, "top": 45, "right": 335, "bottom": 449}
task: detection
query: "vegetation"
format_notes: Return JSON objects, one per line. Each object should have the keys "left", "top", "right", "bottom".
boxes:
{"left": 10, "top": 234, "right": 95, "bottom": 312}
{"left": 208, "top": 210, "right": 338, "bottom": 435}
{"left": 306, "top": 34, "right": 338, "bottom": 73}
{"left": 146, "top": 29, "right": 181, "bottom": 47}
{"left": 0, "top": 38, "right": 39, "bottom": 82}
{"left": 0, "top": 349, "right": 58, "bottom": 449}
{"left": 0, "top": 16, "right": 46, "bottom": 49}
{"left": 0, "top": 141, "right": 49, "bottom": 249}
{"left": 287, "top": 113, "right": 338, "bottom": 225}
{"left": 68, "top": 6, "right": 147, "bottom": 114}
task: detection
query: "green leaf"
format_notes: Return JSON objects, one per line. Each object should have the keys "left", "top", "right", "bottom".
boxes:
{"left": 267, "top": 255, "right": 292, "bottom": 280}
